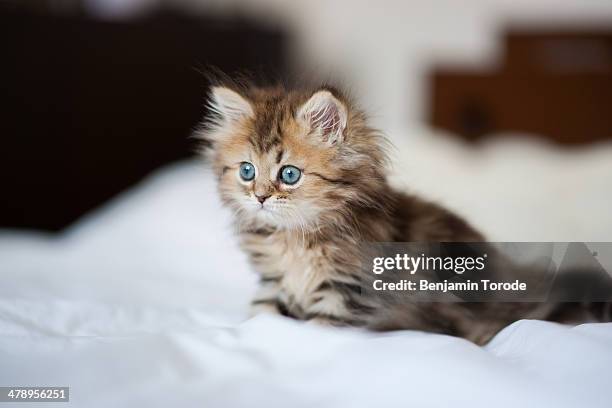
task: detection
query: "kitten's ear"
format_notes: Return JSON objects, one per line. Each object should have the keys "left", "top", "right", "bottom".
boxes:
{"left": 297, "top": 90, "right": 347, "bottom": 145}
{"left": 208, "top": 86, "right": 253, "bottom": 123}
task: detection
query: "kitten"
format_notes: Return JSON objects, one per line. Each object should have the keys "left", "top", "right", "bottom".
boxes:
{"left": 197, "top": 81, "right": 610, "bottom": 344}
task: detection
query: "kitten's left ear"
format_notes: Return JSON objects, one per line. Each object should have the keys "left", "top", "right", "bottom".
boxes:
{"left": 297, "top": 90, "right": 348, "bottom": 145}
{"left": 208, "top": 86, "right": 254, "bottom": 124}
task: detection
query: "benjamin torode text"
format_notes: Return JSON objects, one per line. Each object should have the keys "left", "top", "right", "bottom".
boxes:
{"left": 371, "top": 253, "right": 527, "bottom": 292}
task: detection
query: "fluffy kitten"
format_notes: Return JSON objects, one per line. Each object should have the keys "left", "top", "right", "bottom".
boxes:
{"left": 197, "top": 81, "right": 609, "bottom": 344}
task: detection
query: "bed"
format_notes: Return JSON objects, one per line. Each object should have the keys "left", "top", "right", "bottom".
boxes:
{"left": 1, "top": 131, "right": 612, "bottom": 407}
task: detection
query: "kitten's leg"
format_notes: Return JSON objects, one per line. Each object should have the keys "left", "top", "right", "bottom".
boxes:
{"left": 249, "top": 277, "right": 284, "bottom": 317}
{"left": 305, "top": 315, "right": 357, "bottom": 327}
{"left": 304, "top": 281, "right": 371, "bottom": 327}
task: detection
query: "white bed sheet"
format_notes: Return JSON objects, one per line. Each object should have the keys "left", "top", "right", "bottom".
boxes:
{"left": 1, "top": 133, "right": 612, "bottom": 407}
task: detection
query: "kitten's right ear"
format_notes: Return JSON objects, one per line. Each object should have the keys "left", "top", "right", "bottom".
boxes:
{"left": 297, "top": 90, "right": 348, "bottom": 146}
{"left": 208, "top": 86, "right": 253, "bottom": 124}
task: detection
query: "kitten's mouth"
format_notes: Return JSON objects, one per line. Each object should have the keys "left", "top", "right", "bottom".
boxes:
{"left": 259, "top": 201, "right": 280, "bottom": 213}
{"left": 257, "top": 204, "right": 276, "bottom": 216}
{"left": 253, "top": 205, "right": 282, "bottom": 226}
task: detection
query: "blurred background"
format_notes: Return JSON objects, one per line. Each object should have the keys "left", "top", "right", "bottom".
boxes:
{"left": 1, "top": 0, "right": 611, "bottom": 239}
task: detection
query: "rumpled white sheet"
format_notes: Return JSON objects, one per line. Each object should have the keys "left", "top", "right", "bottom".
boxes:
{"left": 1, "top": 134, "right": 612, "bottom": 407}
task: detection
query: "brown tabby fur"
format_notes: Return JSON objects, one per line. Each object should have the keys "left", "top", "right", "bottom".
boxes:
{"left": 197, "top": 81, "right": 610, "bottom": 345}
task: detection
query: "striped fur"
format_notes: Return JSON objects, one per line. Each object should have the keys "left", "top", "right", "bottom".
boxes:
{"left": 196, "top": 82, "right": 610, "bottom": 345}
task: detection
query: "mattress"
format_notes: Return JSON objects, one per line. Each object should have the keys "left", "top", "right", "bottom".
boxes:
{"left": 1, "top": 133, "right": 612, "bottom": 407}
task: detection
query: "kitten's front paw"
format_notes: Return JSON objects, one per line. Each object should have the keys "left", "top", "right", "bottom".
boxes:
{"left": 249, "top": 300, "right": 282, "bottom": 318}
{"left": 306, "top": 315, "right": 346, "bottom": 327}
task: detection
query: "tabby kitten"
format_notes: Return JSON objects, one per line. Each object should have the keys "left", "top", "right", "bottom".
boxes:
{"left": 197, "top": 82, "right": 608, "bottom": 344}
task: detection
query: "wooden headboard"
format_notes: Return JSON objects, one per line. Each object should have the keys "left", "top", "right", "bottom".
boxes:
{"left": 0, "top": 7, "right": 287, "bottom": 231}
{"left": 428, "top": 28, "right": 612, "bottom": 144}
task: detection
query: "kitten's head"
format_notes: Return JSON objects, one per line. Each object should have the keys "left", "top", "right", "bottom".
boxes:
{"left": 197, "top": 83, "right": 388, "bottom": 231}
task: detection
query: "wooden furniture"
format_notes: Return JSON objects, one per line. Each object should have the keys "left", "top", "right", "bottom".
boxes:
{"left": 0, "top": 7, "right": 287, "bottom": 230}
{"left": 428, "top": 29, "right": 612, "bottom": 144}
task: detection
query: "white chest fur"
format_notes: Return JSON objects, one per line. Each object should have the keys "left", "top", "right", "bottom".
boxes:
{"left": 241, "top": 229, "right": 343, "bottom": 316}
{"left": 277, "top": 241, "right": 327, "bottom": 306}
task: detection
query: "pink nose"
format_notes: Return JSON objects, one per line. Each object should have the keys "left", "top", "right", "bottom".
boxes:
{"left": 256, "top": 194, "right": 271, "bottom": 204}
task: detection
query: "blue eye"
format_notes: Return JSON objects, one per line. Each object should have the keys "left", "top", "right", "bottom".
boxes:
{"left": 239, "top": 162, "right": 256, "bottom": 181}
{"left": 279, "top": 165, "right": 301, "bottom": 185}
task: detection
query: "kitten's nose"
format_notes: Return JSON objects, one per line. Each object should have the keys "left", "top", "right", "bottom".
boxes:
{"left": 256, "top": 194, "right": 271, "bottom": 204}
